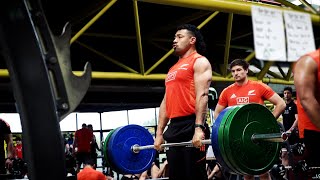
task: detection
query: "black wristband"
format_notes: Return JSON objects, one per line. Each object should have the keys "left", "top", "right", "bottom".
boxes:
{"left": 195, "top": 124, "right": 205, "bottom": 130}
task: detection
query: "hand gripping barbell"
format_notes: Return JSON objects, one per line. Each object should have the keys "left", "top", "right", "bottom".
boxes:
{"left": 103, "top": 103, "right": 285, "bottom": 175}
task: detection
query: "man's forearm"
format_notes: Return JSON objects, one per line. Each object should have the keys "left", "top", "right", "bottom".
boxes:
{"left": 7, "top": 142, "right": 15, "bottom": 158}
{"left": 157, "top": 99, "right": 169, "bottom": 136}
{"left": 195, "top": 94, "right": 208, "bottom": 125}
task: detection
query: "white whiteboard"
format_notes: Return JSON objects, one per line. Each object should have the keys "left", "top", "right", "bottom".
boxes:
{"left": 251, "top": 5, "right": 286, "bottom": 61}
{"left": 284, "top": 11, "right": 316, "bottom": 62}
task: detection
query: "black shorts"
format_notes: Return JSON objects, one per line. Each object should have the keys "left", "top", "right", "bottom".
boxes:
{"left": 163, "top": 115, "right": 207, "bottom": 180}
{"left": 75, "top": 152, "right": 91, "bottom": 166}
{"left": 303, "top": 129, "right": 320, "bottom": 166}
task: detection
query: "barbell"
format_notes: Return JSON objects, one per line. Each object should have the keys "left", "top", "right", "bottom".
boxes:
{"left": 103, "top": 103, "right": 284, "bottom": 175}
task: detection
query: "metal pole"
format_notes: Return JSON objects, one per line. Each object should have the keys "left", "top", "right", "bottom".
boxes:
{"left": 132, "top": 132, "right": 287, "bottom": 153}
{"left": 251, "top": 132, "right": 288, "bottom": 143}
{"left": 132, "top": 140, "right": 211, "bottom": 153}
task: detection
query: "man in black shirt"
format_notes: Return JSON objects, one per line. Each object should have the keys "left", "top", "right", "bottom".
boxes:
{"left": 281, "top": 87, "right": 298, "bottom": 166}
{"left": 0, "top": 118, "right": 15, "bottom": 174}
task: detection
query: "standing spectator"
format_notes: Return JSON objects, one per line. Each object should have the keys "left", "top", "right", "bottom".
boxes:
{"left": 294, "top": 48, "right": 320, "bottom": 166}
{"left": 281, "top": 86, "right": 299, "bottom": 167}
{"left": 73, "top": 123, "right": 93, "bottom": 173}
{"left": 0, "top": 118, "right": 15, "bottom": 174}
{"left": 87, "top": 124, "right": 101, "bottom": 169}
{"left": 213, "top": 59, "right": 286, "bottom": 180}
{"left": 154, "top": 24, "right": 212, "bottom": 180}
{"left": 14, "top": 136, "right": 23, "bottom": 160}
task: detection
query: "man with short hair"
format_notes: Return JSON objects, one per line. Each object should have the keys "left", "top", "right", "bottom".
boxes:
{"left": 154, "top": 24, "right": 212, "bottom": 180}
{"left": 280, "top": 86, "right": 299, "bottom": 170}
{"left": 214, "top": 59, "right": 286, "bottom": 180}
{"left": 87, "top": 124, "right": 100, "bottom": 169}
{"left": 73, "top": 123, "right": 93, "bottom": 173}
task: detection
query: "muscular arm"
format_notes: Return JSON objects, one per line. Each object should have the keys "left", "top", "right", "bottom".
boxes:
{"left": 4, "top": 133, "right": 15, "bottom": 158}
{"left": 294, "top": 56, "right": 320, "bottom": 129}
{"left": 192, "top": 57, "right": 212, "bottom": 146}
{"left": 213, "top": 104, "right": 226, "bottom": 120}
{"left": 154, "top": 94, "right": 170, "bottom": 150}
{"left": 289, "top": 114, "right": 298, "bottom": 131}
{"left": 267, "top": 93, "right": 286, "bottom": 119}
{"left": 156, "top": 94, "right": 169, "bottom": 137}
{"left": 194, "top": 57, "right": 212, "bottom": 125}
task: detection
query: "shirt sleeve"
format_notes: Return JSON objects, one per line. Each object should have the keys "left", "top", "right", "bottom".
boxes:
{"left": 292, "top": 102, "right": 298, "bottom": 115}
{"left": 217, "top": 88, "right": 228, "bottom": 107}
{"left": 259, "top": 82, "right": 275, "bottom": 100}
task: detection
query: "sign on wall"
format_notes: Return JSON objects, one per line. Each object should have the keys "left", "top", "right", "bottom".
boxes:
{"left": 251, "top": 5, "right": 316, "bottom": 62}
{"left": 284, "top": 11, "right": 316, "bottom": 61}
{"left": 251, "top": 6, "right": 287, "bottom": 61}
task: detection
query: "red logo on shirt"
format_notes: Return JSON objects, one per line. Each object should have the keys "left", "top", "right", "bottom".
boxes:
{"left": 236, "top": 97, "right": 249, "bottom": 104}
{"left": 166, "top": 71, "right": 177, "bottom": 82}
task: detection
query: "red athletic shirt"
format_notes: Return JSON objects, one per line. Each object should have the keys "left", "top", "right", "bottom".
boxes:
{"left": 218, "top": 80, "right": 275, "bottom": 106}
{"left": 15, "top": 144, "right": 23, "bottom": 159}
{"left": 77, "top": 167, "right": 106, "bottom": 180}
{"left": 74, "top": 128, "right": 93, "bottom": 153}
{"left": 165, "top": 51, "right": 203, "bottom": 118}
{"left": 296, "top": 48, "right": 320, "bottom": 138}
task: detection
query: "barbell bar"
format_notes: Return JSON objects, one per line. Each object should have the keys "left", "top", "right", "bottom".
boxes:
{"left": 103, "top": 103, "right": 284, "bottom": 175}
{"left": 132, "top": 132, "right": 288, "bottom": 153}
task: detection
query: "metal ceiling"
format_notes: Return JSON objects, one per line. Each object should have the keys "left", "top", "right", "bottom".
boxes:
{"left": 0, "top": 0, "right": 319, "bottom": 112}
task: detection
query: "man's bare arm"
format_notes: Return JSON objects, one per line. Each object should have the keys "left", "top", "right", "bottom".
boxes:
{"left": 268, "top": 93, "right": 286, "bottom": 119}
{"left": 213, "top": 104, "right": 226, "bottom": 120}
{"left": 194, "top": 57, "right": 212, "bottom": 125}
{"left": 294, "top": 56, "right": 320, "bottom": 129}
{"left": 4, "top": 133, "right": 15, "bottom": 158}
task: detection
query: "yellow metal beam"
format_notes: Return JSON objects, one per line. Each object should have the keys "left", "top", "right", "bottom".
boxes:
{"left": 226, "top": 51, "right": 255, "bottom": 78}
{"left": 257, "top": 61, "right": 274, "bottom": 80}
{"left": 138, "top": 0, "right": 320, "bottom": 25}
{"left": 299, "top": 0, "right": 319, "bottom": 14}
{"left": 144, "top": 11, "right": 220, "bottom": 75}
{"left": 76, "top": 41, "right": 139, "bottom": 73}
{"left": 81, "top": 33, "right": 137, "bottom": 40}
{"left": 285, "top": 62, "right": 295, "bottom": 81}
{"left": 273, "top": 0, "right": 311, "bottom": 13}
{"left": 70, "top": 0, "right": 118, "bottom": 44}
{"left": 223, "top": 13, "right": 233, "bottom": 77}
{"left": 0, "top": 69, "right": 294, "bottom": 84}
{"left": 133, "top": 0, "right": 145, "bottom": 74}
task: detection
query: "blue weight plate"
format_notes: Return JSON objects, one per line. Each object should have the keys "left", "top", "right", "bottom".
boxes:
{"left": 107, "top": 124, "right": 156, "bottom": 174}
{"left": 212, "top": 106, "right": 238, "bottom": 173}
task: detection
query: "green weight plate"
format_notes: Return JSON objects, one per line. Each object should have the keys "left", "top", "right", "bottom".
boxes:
{"left": 104, "top": 128, "right": 117, "bottom": 167}
{"left": 223, "top": 103, "right": 281, "bottom": 175}
{"left": 218, "top": 105, "right": 243, "bottom": 175}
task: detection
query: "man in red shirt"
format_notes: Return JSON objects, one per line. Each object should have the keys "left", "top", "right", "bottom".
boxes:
{"left": 73, "top": 123, "right": 93, "bottom": 173}
{"left": 154, "top": 24, "right": 212, "bottom": 180}
{"left": 214, "top": 59, "right": 286, "bottom": 180}
{"left": 14, "top": 136, "right": 23, "bottom": 160}
{"left": 294, "top": 48, "right": 320, "bottom": 166}
{"left": 77, "top": 159, "right": 107, "bottom": 180}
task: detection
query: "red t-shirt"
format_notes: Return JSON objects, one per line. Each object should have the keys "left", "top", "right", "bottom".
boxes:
{"left": 15, "top": 144, "right": 23, "bottom": 159}
{"left": 77, "top": 167, "right": 106, "bottom": 180}
{"left": 296, "top": 48, "right": 320, "bottom": 138}
{"left": 75, "top": 128, "right": 93, "bottom": 153}
{"left": 218, "top": 80, "right": 275, "bottom": 106}
{"left": 165, "top": 51, "right": 203, "bottom": 118}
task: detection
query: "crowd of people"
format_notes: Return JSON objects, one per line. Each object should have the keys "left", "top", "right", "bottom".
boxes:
{"left": 0, "top": 23, "right": 319, "bottom": 180}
